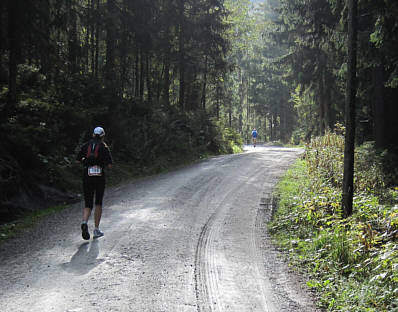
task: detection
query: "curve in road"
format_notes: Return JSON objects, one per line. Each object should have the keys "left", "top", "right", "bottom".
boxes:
{"left": 0, "top": 146, "right": 319, "bottom": 312}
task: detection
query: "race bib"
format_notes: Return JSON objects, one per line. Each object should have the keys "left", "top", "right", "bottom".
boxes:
{"left": 88, "top": 165, "right": 102, "bottom": 176}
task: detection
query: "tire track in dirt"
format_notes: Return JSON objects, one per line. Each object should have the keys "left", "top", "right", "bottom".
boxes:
{"left": 195, "top": 211, "right": 220, "bottom": 312}
{"left": 0, "top": 147, "right": 319, "bottom": 312}
{"left": 194, "top": 167, "right": 271, "bottom": 312}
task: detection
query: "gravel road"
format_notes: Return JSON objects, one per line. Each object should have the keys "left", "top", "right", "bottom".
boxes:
{"left": 0, "top": 146, "right": 319, "bottom": 312}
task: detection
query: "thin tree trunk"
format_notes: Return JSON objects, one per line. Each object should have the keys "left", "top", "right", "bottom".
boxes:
{"left": 135, "top": 53, "right": 139, "bottom": 97}
{"left": 90, "top": 0, "right": 95, "bottom": 75}
{"left": 94, "top": 0, "right": 100, "bottom": 79}
{"left": 68, "top": 0, "right": 78, "bottom": 74}
{"left": 186, "top": 67, "right": 194, "bottom": 110}
{"left": 218, "top": 85, "right": 222, "bottom": 122}
{"left": 6, "top": 0, "right": 19, "bottom": 118}
{"left": 120, "top": 1, "right": 129, "bottom": 93}
{"left": 280, "top": 100, "right": 286, "bottom": 142}
{"left": 323, "top": 69, "right": 331, "bottom": 131}
{"left": 201, "top": 55, "right": 208, "bottom": 110}
{"left": 105, "top": 0, "right": 116, "bottom": 86}
{"left": 85, "top": 0, "right": 90, "bottom": 73}
{"left": 270, "top": 114, "right": 273, "bottom": 141}
{"left": 263, "top": 117, "right": 267, "bottom": 142}
{"left": 178, "top": 0, "right": 185, "bottom": 111}
{"left": 120, "top": 36, "right": 127, "bottom": 92}
{"left": 239, "top": 68, "right": 243, "bottom": 134}
{"left": 246, "top": 76, "right": 250, "bottom": 127}
{"left": 227, "top": 88, "right": 231, "bottom": 126}
{"left": 373, "top": 62, "right": 385, "bottom": 148}
{"left": 40, "top": 1, "right": 51, "bottom": 77}
{"left": 318, "top": 77, "right": 325, "bottom": 135}
{"left": 342, "top": 0, "right": 358, "bottom": 218}
{"left": 156, "top": 65, "right": 164, "bottom": 106}
{"left": 140, "top": 50, "right": 144, "bottom": 102}
{"left": 146, "top": 55, "right": 152, "bottom": 104}
{"left": 163, "top": 57, "right": 170, "bottom": 107}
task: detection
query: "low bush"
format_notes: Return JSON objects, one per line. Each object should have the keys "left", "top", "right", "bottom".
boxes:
{"left": 270, "top": 132, "right": 398, "bottom": 311}
{"left": 0, "top": 74, "right": 244, "bottom": 223}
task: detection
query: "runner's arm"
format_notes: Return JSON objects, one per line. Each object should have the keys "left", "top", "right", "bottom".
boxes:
{"left": 76, "top": 144, "right": 87, "bottom": 163}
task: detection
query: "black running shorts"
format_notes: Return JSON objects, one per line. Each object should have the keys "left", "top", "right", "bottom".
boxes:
{"left": 83, "top": 176, "right": 105, "bottom": 209}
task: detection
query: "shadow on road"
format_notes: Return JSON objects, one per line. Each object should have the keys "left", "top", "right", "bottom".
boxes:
{"left": 61, "top": 240, "right": 104, "bottom": 275}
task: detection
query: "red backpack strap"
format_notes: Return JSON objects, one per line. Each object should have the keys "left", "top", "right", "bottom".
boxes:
{"left": 86, "top": 143, "right": 92, "bottom": 158}
{"left": 86, "top": 141, "right": 100, "bottom": 158}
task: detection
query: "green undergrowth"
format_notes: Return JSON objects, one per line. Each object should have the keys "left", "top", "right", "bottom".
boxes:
{"left": 0, "top": 205, "right": 65, "bottom": 241}
{"left": 108, "top": 151, "right": 215, "bottom": 186}
{"left": 270, "top": 132, "right": 398, "bottom": 312}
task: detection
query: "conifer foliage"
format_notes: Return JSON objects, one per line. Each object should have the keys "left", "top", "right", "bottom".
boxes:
{"left": 0, "top": 0, "right": 236, "bottom": 219}
{"left": 0, "top": 0, "right": 397, "bottom": 220}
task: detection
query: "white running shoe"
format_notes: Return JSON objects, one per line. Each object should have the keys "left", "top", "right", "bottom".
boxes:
{"left": 93, "top": 228, "right": 104, "bottom": 238}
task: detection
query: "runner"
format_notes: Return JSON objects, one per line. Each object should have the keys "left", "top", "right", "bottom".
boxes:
{"left": 251, "top": 128, "right": 258, "bottom": 147}
{"left": 76, "top": 126, "right": 113, "bottom": 240}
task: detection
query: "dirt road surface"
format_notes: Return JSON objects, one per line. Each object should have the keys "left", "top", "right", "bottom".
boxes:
{"left": 0, "top": 146, "right": 319, "bottom": 312}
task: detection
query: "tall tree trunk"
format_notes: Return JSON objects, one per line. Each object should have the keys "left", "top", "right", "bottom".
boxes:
{"left": 90, "top": 0, "right": 95, "bottom": 75}
{"left": 269, "top": 114, "right": 273, "bottom": 141}
{"left": 5, "top": 0, "right": 19, "bottom": 119}
{"left": 201, "top": 55, "right": 208, "bottom": 110}
{"left": 94, "top": 0, "right": 100, "bottom": 79}
{"left": 245, "top": 76, "right": 249, "bottom": 127}
{"left": 120, "top": 26, "right": 127, "bottom": 93}
{"left": 280, "top": 100, "right": 287, "bottom": 142}
{"left": 40, "top": 1, "right": 51, "bottom": 77}
{"left": 229, "top": 92, "right": 232, "bottom": 128}
{"left": 218, "top": 85, "right": 222, "bottom": 122}
{"left": 342, "top": 0, "right": 358, "bottom": 218}
{"left": 134, "top": 53, "right": 139, "bottom": 97}
{"left": 178, "top": 0, "right": 185, "bottom": 111}
{"left": 156, "top": 65, "right": 163, "bottom": 106}
{"left": 163, "top": 57, "right": 170, "bottom": 107}
{"left": 105, "top": 0, "right": 117, "bottom": 87}
{"left": 238, "top": 68, "right": 243, "bottom": 134}
{"left": 323, "top": 69, "right": 331, "bottom": 131}
{"left": 373, "top": 61, "right": 385, "bottom": 148}
{"left": 68, "top": 0, "right": 78, "bottom": 74}
{"left": 85, "top": 0, "right": 90, "bottom": 73}
{"left": 185, "top": 67, "right": 194, "bottom": 110}
{"left": 178, "top": 50, "right": 185, "bottom": 111}
{"left": 263, "top": 117, "right": 267, "bottom": 142}
{"left": 318, "top": 76, "right": 325, "bottom": 135}
{"left": 140, "top": 49, "right": 144, "bottom": 102}
{"left": 161, "top": 15, "right": 171, "bottom": 108}
{"left": 239, "top": 114, "right": 242, "bottom": 135}
{"left": 0, "top": 1, "right": 6, "bottom": 54}
{"left": 105, "top": 0, "right": 119, "bottom": 133}
{"left": 146, "top": 55, "right": 152, "bottom": 104}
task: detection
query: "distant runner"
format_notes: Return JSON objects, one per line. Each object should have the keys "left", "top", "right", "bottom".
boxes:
{"left": 76, "top": 126, "right": 113, "bottom": 240}
{"left": 251, "top": 128, "right": 258, "bottom": 147}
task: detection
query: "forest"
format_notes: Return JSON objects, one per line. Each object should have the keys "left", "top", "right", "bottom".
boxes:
{"left": 1, "top": 0, "right": 397, "bottom": 221}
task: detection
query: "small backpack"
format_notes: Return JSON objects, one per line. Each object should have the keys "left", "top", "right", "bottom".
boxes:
{"left": 85, "top": 141, "right": 100, "bottom": 166}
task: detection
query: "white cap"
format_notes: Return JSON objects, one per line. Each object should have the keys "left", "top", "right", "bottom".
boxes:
{"left": 93, "top": 126, "right": 105, "bottom": 137}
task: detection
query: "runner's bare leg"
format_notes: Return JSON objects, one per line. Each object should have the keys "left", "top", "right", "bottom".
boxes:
{"left": 82, "top": 207, "right": 91, "bottom": 223}
{"left": 94, "top": 205, "right": 102, "bottom": 228}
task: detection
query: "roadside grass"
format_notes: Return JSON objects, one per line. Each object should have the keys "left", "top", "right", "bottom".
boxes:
{"left": 269, "top": 140, "right": 305, "bottom": 148}
{"left": 0, "top": 205, "right": 65, "bottom": 241}
{"left": 269, "top": 133, "right": 398, "bottom": 312}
